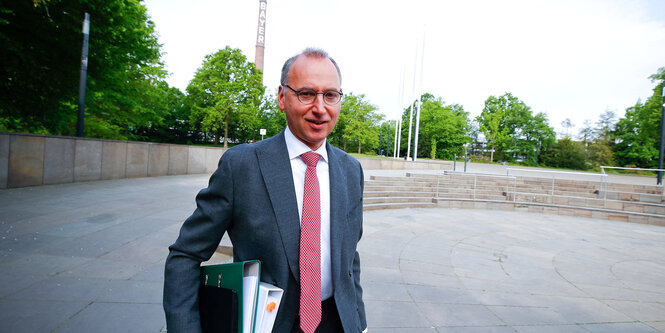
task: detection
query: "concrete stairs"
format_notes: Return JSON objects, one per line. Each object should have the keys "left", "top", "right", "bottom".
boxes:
{"left": 363, "top": 172, "right": 665, "bottom": 226}
{"left": 363, "top": 176, "right": 437, "bottom": 211}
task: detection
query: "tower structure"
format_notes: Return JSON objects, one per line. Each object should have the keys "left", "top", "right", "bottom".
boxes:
{"left": 255, "top": 0, "right": 267, "bottom": 79}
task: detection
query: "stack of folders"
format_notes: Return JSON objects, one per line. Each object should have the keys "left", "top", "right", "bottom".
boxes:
{"left": 200, "top": 260, "right": 284, "bottom": 333}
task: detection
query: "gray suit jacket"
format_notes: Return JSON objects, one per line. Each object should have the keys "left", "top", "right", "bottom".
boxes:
{"left": 163, "top": 131, "right": 367, "bottom": 332}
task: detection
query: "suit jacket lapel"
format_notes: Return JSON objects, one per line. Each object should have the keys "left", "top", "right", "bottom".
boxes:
{"left": 327, "top": 142, "right": 347, "bottom": 284}
{"left": 255, "top": 131, "right": 302, "bottom": 281}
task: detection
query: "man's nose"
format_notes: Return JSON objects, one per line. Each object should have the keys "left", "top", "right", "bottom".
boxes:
{"left": 311, "top": 94, "right": 326, "bottom": 112}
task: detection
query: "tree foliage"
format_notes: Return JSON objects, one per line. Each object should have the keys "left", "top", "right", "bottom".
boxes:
{"left": 541, "top": 137, "right": 587, "bottom": 170}
{"left": 612, "top": 67, "right": 663, "bottom": 168}
{"left": 186, "top": 46, "right": 264, "bottom": 147}
{"left": 331, "top": 93, "right": 383, "bottom": 153}
{"left": 257, "top": 93, "right": 286, "bottom": 140}
{"left": 416, "top": 96, "right": 471, "bottom": 160}
{"left": 0, "top": 0, "right": 169, "bottom": 138}
{"left": 476, "top": 93, "right": 555, "bottom": 165}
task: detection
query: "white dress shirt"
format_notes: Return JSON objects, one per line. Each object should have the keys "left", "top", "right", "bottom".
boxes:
{"left": 284, "top": 126, "right": 333, "bottom": 301}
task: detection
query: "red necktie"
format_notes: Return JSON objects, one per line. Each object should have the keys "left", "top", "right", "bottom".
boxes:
{"left": 299, "top": 152, "right": 322, "bottom": 333}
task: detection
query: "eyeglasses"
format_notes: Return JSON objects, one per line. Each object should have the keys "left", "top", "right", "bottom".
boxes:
{"left": 284, "top": 85, "right": 343, "bottom": 105}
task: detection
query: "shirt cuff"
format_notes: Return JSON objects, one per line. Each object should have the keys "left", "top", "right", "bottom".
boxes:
{"left": 362, "top": 328, "right": 368, "bottom": 333}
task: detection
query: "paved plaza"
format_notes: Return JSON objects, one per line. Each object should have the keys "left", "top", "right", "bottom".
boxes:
{"left": 0, "top": 170, "right": 664, "bottom": 332}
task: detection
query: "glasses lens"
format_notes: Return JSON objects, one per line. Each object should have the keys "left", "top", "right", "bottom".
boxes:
{"left": 323, "top": 91, "right": 341, "bottom": 105}
{"left": 297, "top": 89, "right": 316, "bottom": 104}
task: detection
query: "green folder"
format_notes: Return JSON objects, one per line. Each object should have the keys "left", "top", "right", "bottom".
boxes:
{"left": 200, "top": 260, "right": 261, "bottom": 333}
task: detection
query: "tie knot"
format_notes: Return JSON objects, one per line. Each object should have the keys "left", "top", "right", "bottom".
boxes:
{"left": 300, "top": 152, "right": 321, "bottom": 168}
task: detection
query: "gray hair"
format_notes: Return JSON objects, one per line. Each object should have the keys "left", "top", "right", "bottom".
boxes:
{"left": 280, "top": 48, "right": 342, "bottom": 86}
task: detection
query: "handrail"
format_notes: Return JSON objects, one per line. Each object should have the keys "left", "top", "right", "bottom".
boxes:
{"left": 506, "top": 167, "right": 608, "bottom": 199}
{"left": 440, "top": 171, "right": 517, "bottom": 202}
{"left": 600, "top": 166, "right": 665, "bottom": 194}
{"left": 506, "top": 167, "right": 606, "bottom": 178}
{"left": 600, "top": 166, "right": 665, "bottom": 174}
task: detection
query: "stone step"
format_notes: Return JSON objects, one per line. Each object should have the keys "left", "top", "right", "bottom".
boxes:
{"left": 365, "top": 180, "right": 436, "bottom": 187}
{"left": 364, "top": 196, "right": 434, "bottom": 204}
{"left": 364, "top": 191, "right": 436, "bottom": 198}
{"left": 363, "top": 202, "right": 437, "bottom": 211}
{"left": 432, "top": 198, "right": 665, "bottom": 226}
{"left": 369, "top": 175, "right": 432, "bottom": 183}
{"left": 437, "top": 193, "right": 508, "bottom": 201}
{"left": 364, "top": 185, "right": 437, "bottom": 193}
{"left": 368, "top": 173, "right": 664, "bottom": 206}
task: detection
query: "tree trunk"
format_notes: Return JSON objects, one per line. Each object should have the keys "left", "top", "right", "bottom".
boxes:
{"left": 358, "top": 141, "right": 361, "bottom": 154}
{"left": 343, "top": 138, "right": 347, "bottom": 151}
{"left": 223, "top": 113, "right": 229, "bottom": 148}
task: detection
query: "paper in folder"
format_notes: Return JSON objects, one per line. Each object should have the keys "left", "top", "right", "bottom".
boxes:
{"left": 254, "top": 282, "right": 283, "bottom": 333}
{"left": 199, "top": 260, "right": 260, "bottom": 333}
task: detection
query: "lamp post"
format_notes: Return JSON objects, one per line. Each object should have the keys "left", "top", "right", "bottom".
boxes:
{"left": 658, "top": 84, "right": 664, "bottom": 185}
{"left": 76, "top": 13, "right": 90, "bottom": 137}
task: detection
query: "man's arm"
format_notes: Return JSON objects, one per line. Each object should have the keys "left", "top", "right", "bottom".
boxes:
{"left": 352, "top": 165, "right": 368, "bottom": 331}
{"left": 163, "top": 152, "right": 236, "bottom": 333}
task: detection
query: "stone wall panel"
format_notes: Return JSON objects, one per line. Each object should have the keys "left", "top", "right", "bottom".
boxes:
{"left": 44, "top": 137, "right": 75, "bottom": 184}
{"left": 8, "top": 135, "right": 44, "bottom": 187}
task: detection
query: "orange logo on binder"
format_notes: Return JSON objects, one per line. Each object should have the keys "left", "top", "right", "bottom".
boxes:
{"left": 266, "top": 302, "right": 276, "bottom": 312}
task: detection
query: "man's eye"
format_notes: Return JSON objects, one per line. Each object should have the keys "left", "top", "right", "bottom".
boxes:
{"left": 299, "top": 90, "right": 316, "bottom": 98}
{"left": 324, "top": 91, "right": 339, "bottom": 99}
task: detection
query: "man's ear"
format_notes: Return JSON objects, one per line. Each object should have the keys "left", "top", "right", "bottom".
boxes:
{"left": 277, "top": 85, "right": 286, "bottom": 111}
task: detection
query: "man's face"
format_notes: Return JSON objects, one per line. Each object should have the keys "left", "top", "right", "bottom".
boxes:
{"left": 278, "top": 55, "right": 341, "bottom": 150}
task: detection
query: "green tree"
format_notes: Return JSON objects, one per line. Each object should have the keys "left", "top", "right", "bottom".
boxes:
{"left": 541, "top": 137, "right": 587, "bottom": 170}
{"left": 519, "top": 112, "right": 556, "bottom": 166}
{"left": 417, "top": 97, "right": 471, "bottom": 160}
{"left": 561, "top": 118, "right": 574, "bottom": 138}
{"left": 186, "top": 47, "right": 264, "bottom": 147}
{"left": 336, "top": 93, "right": 383, "bottom": 154}
{"left": 578, "top": 119, "right": 594, "bottom": 146}
{"left": 586, "top": 141, "right": 615, "bottom": 168}
{"left": 595, "top": 110, "right": 617, "bottom": 143}
{"left": 257, "top": 93, "right": 286, "bottom": 140}
{"left": 132, "top": 83, "right": 192, "bottom": 144}
{"left": 0, "top": 0, "right": 169, "bottom": 139}
{"left": 476, "top": 93, "right": 555, "bottom": 164}
{"left": 613, "top": 67, "right": 664, "bottom": 168}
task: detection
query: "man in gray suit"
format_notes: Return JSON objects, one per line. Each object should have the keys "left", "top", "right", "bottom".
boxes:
{"left": 164, "top": 48, "right": 367, "bottom": 333}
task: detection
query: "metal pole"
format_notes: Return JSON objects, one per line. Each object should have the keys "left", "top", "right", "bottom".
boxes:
{"left": 378, "top": 124, "right": 383, "bottom": 156}
{"left": 387, "top": 121, "right": 391, "bottom": 157}
{"left": 464, "top": 145, "right": 468, "bottom": 173}
{"left": 414, "top": 99, "right": 421, "bottom": 161}
{"left": 658, "top": 85, "right": 664, "bottom": 185}
{"left": 76, "top": 13, "right": 90, "bottom": 137}
{"left": 406, "top": 101, "right": 414, "bottom": 159}
{"left": 396, "top": 119, "right": 402, "bottom": 158}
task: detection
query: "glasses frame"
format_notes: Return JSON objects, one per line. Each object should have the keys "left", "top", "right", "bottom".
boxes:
{"left": 284, "top": 84, "right": 343, "bottom": 105}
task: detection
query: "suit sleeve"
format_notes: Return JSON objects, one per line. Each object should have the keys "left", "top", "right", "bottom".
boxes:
{"left": 353, "top": 165, "right": 368, "bottom": 330}
{"left": 163, "top": 151, "right": 236, "bottom": 333}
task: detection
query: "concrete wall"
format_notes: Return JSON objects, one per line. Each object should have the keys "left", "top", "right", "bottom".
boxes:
{"left": 0, "top": 132, "right": 451, "bottom": 189}
{"left": 0, "top": 132, "right": 228, "bottom": 189}
{"left": 357, "top": 156, "right": 452, "bottom": 171}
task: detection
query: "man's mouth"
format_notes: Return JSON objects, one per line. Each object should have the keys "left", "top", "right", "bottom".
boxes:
{"left": 307, "top": 119, "right": 326, "bottom": 125}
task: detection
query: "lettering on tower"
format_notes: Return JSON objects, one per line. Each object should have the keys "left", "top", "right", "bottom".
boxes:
{"left": 257, "top": 1, "right": 267, "bottom": 46}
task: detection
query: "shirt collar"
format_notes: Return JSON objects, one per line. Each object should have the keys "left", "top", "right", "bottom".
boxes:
{"left": 284, "top": 126, "right": 328, "bottom": 163}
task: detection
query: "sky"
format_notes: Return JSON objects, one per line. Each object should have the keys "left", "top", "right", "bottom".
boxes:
{"left": 143, "top": 0, "right": 665, "bottom": 136}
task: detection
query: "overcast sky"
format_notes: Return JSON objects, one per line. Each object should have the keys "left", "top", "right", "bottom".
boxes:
{"left": 143, "top": 0, "right": 665, "bottom": 136}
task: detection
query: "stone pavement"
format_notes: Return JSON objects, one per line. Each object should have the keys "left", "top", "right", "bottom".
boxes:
{"left": 0, "top": 170, "right": 664, "bottom": 332}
